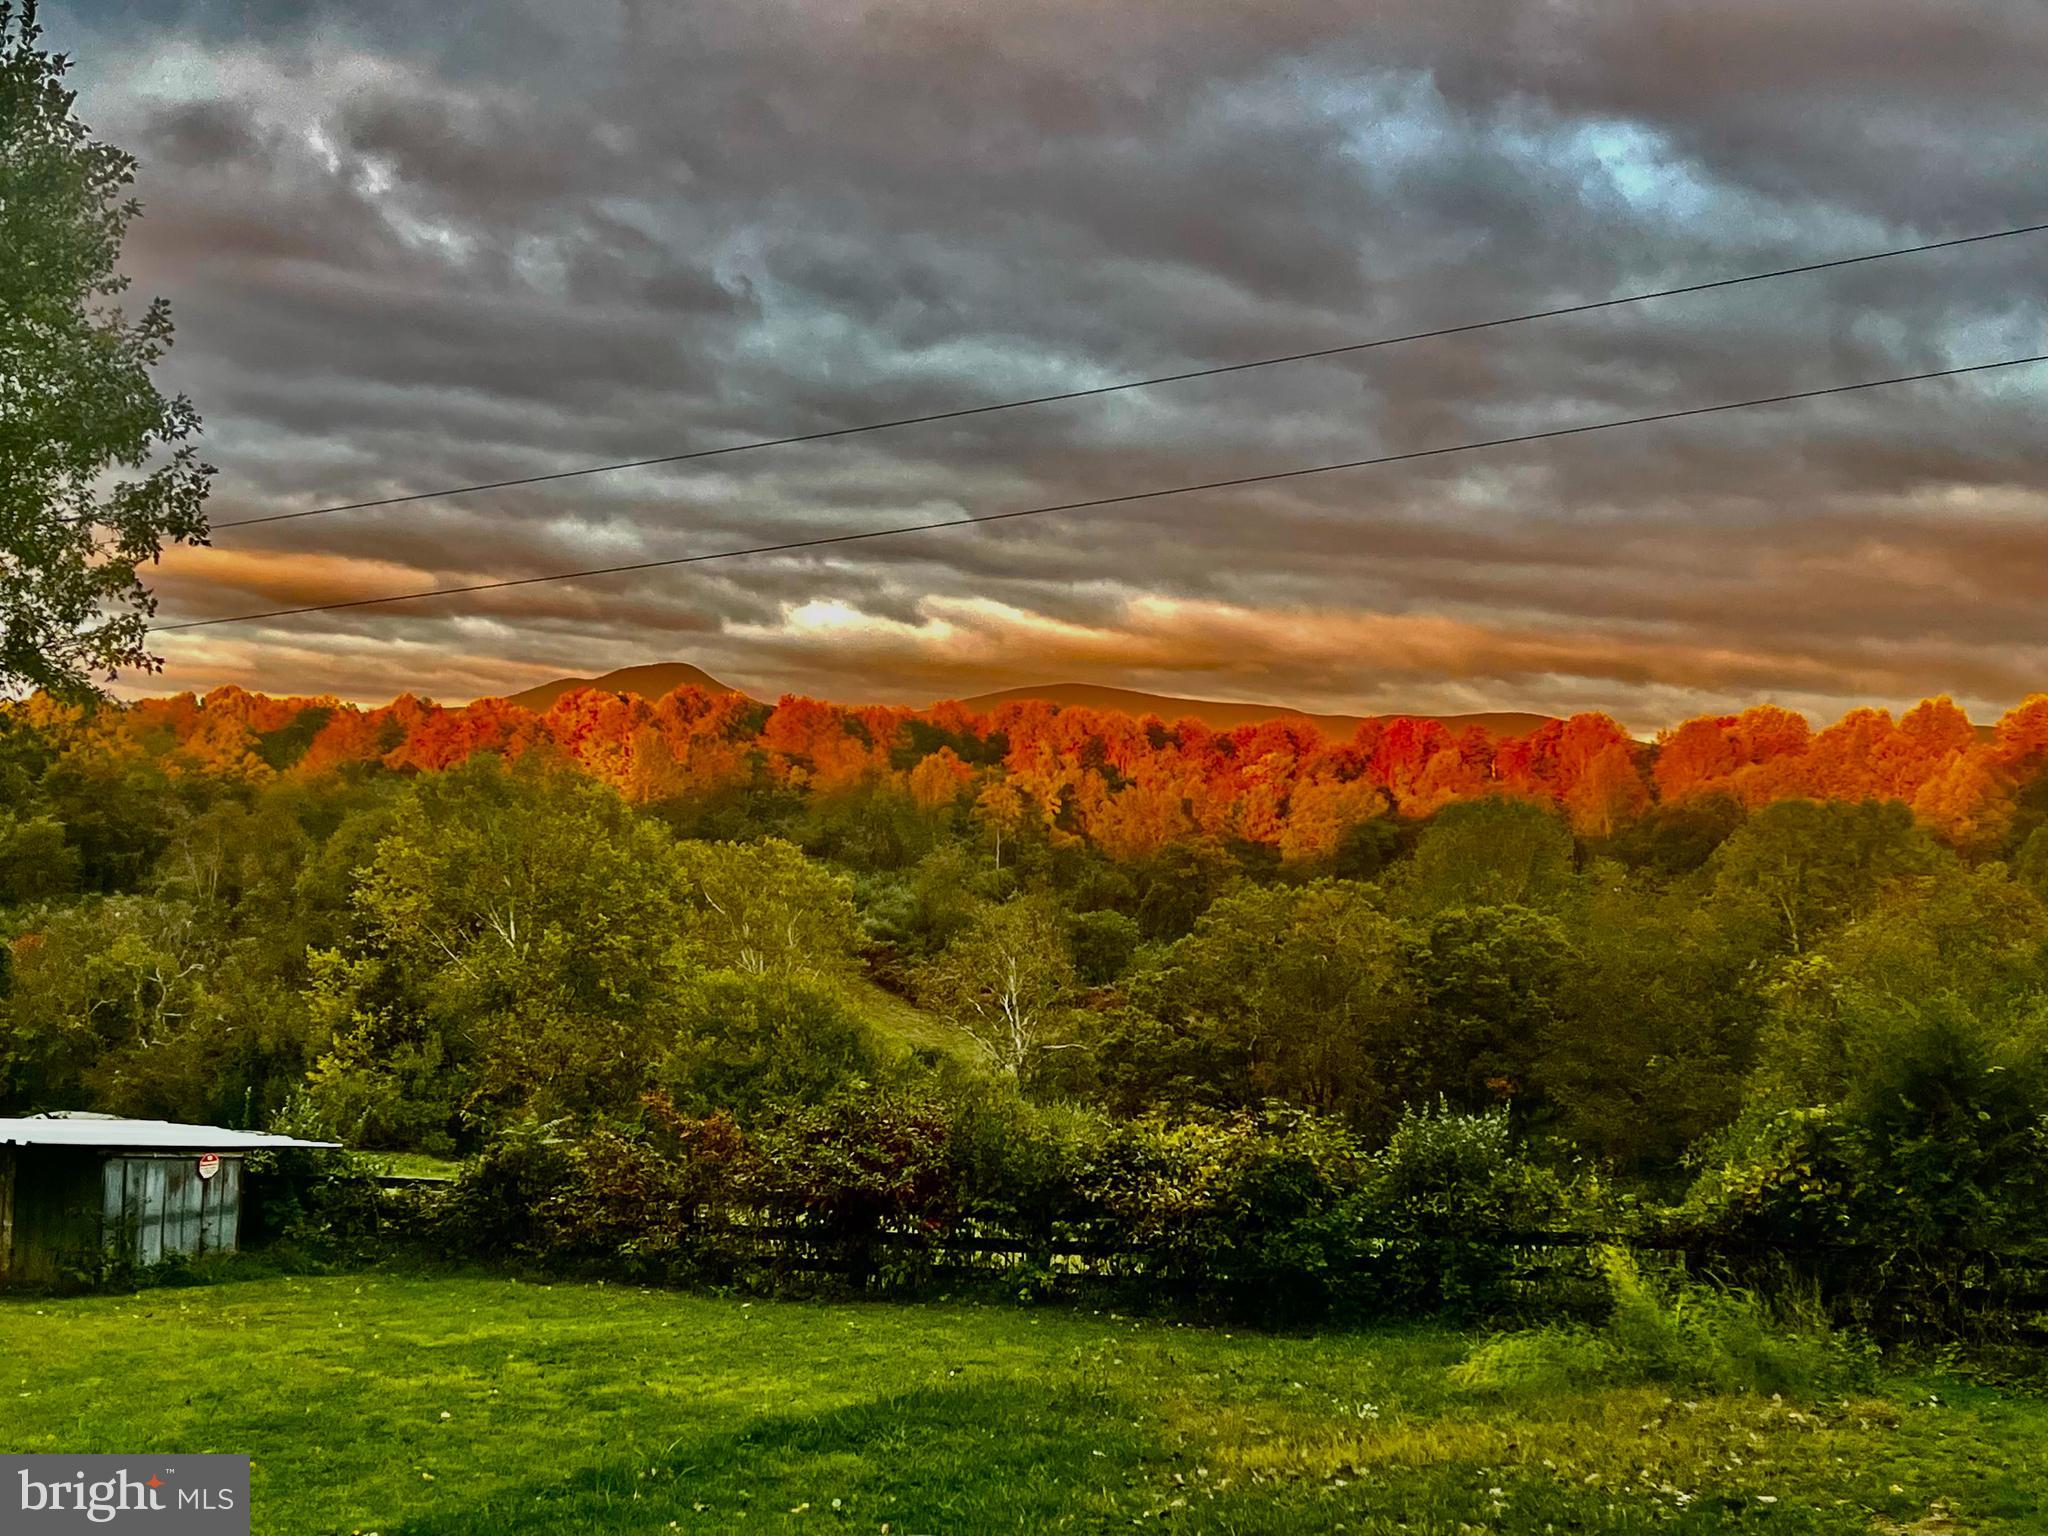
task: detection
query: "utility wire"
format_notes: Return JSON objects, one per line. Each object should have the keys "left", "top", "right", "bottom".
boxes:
{"left": 154, "top": 351, "right": 2048, "bottom": 634}
{"left": 210, "top": 220, "right": 2048, "bottom": 530}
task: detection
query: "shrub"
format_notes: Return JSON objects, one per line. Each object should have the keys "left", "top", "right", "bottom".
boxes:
{"left": 1076, "top": 1109, "right": 1374, "bottom": 1321}
{"left": 414, "top": 1097, "right": 1604, "bottom": 1324}
{"left": 534, "top": 1121, "right": 732, "bottom": 1280}
{"left": 1345, "top": 1100, "right": 1571, "bottom": 1318}
{"left": 240, "top": 1145, "right": 399, "bottom": 1263}
{"left": 743, "top": 1092, "right": 958, "bottom": 1288}
{"left": 1834, "top": 995, "right": 2048, "bottom": 1261}
{"left": 1187, "top": 1110, "right": 1372, "bottom": 1320}
{"left": 435, "top": 1119, "right": 579, "bottom": 1262}
{"left": 1680, "top": 995, "right": 2048, "bottom": 1334}
{"left": 1675, "top": 1107, "right": 1858, "bottom": 1253}
{"left": 947, "top": 1091, "right": 1102, "bottom": 1238}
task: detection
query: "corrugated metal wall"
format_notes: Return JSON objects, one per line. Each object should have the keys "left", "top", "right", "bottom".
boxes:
{"left": 99, "top": 1156, "right": 242, "bottom": 1266}
{"left": 0, "top": 1149, "right": 14, "bottom": 1282}
{"left": 3, "top": 1149, "right": 107, "bottom": 1286}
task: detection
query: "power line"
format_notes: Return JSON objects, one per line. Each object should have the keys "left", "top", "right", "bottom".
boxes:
{"left": 211, "top": 220, "right": 2048, "bottom": 531}
{"left": 155, "top": 351, "right": 2048, "bottom": 634}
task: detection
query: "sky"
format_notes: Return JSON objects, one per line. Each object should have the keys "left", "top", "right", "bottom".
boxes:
{"left": 47, "top": 0, "right": 2048, "bottom": 731}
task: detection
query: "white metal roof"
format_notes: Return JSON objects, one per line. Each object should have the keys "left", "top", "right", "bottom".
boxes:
{"left": 0, "top": 1114, "right": 340, "bottom": 1151}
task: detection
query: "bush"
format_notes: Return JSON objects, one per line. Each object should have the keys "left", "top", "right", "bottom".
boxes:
{"left": 941, "top": 1092, "right": 1106, "bottom": 1300}
{"left": 743, "top": 1092, "right": 958, "bottom": 1288}
{"left": 1834, "top": 995, "right": 2048, "bottom": 1261}
{"left": 532, "top": 1110, "right": 746, "bottom": 1281}
{"left": 947, "top": 1091, "right": 1102, "bottom": 1237}
{"left": 240, "top": 1146, "right": 400, "bottom": 1263}
{"left": 1680, "top": 995, "right": 2048, "bottom": 1335}
{"left": 411, "top": 1097, "right": 1598, "bottom": 1324}
{"left": 1675, "top": 1107, "right": 1857, "bottom": 1253}
{"left": 1081, "top": 1109, "right": 1370, "bottom": 1321}
{"left": 435, "top": 1119, "right": 579, "bottom": 1262}
{"left": 1073, "top": 1102, "right": 1578, "bottom": 1324}
{"left": 1200, "top": 1111, "right": 1373, "bottom": 1321}
{"left": 1345, "top": 1100, "right": 1572, "bottom": 1317}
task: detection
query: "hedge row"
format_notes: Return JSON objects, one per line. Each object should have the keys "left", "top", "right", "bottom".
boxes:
{"left": 255, "top": 1090, "right": 2048, "bottom": 1336}
{"left": 268, "top": 1095, "right": 1594, "bottom": 1323}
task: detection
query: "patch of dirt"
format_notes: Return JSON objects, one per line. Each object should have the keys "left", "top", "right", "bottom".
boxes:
{"left": 1873, "top": 1498, "right": 1966, "bottom": 1534}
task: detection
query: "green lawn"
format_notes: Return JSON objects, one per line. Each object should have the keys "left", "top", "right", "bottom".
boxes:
{"left": 1, "top": 1274, "right": 2042, "bottom": 1534}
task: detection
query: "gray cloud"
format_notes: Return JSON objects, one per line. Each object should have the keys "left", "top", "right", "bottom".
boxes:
{"left": 45, "top": 0, "right": 2048, "bottom": 727}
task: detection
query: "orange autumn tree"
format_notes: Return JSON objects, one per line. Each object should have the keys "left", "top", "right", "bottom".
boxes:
{"left": 19, "top": 681, "right": 2045, "bottom": 861}
{"left": 907, "top": 747, "right": 974, "bottom": 810}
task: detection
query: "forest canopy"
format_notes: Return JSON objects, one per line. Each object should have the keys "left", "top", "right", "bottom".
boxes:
{"left": 4, "top": 680, "right": 2048, "bottom": 1321}
{"left": 3, "top": 683, "right": 2045, "bottom": 1143}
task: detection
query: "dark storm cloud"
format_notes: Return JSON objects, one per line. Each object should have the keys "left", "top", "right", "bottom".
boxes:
{"left": 43, "top": 0, "right": 2048, "bottom": 726}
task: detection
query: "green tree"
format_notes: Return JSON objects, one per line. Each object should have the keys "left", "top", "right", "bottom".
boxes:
{"left": 37, "top": 752, "right": 179, "bottom": 891}
{"left": 653, "top": 970, "right": 883, "bottom": 1119}
{"left": 1539, "top": 868, "right": 1754, "bottom": 1172}
{"left": 1397, "top": 904, "right": 1575, "bottom": 1114}
{"left": 1603, "top": 792, "right": 1746, "bottom": 878}
{"left": 1069, "top": 908, "right": 1140, "bottom": 985}
{"left": 916, "top": 894, "right": 1079, "bottom": 1080}
{"left": 1747, "top": 863, "right": 2048, "bottom": 1112}
{"left": 1332, "top": 816, "right": 1404, "bottom": 881}
{"left": 1135, "top": 880, "right": 1413, "bottom": 1126}
{"left": 674, "top": 836, "right": 864, "bottom": 978}
{"left": 1132, "top": 841, "right": 1237, "bottom": 939}
{"left": 2010, "top": 822, "right": 2048, "bottom": 904}
{"left": 1708, "top": 799, "right": 1949, "bottom": 955}
{"left": 900, "top": 841, "right": 994, "bottom": 954}
{"left": 0, "top": 893, "right": 292, "bottom": 1121}
{"left": 1400, "top": 797, "right": 1577, "bottom": 916}
{"left": 1, "top": 3, "right": 211, "bottom": 695}
{"left": 0, "top": 808, "right": 78, "bottom": 901}
{"left": 306, "top": 761, "right": 694, "bottom": 1138}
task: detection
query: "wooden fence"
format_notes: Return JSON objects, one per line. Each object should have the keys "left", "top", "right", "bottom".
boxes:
{"left": 669, "top": 1209, "right": 2048, "bottom": 1325}
{"left": 363, "top": 1176, "right": 2048, "bottom": 1332}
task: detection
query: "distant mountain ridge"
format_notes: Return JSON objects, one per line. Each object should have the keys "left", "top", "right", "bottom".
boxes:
{"left": 499, "top": 663, "right": 748, "bottom": 712}
{"left": 494, "top": 664, "right": 1556, "bottom": 739}
{"left": 950, "top": 682, "right": 1556, "bottom": 740}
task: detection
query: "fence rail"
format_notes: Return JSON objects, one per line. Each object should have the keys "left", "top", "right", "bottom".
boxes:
{"left": 670, "top": 1210, "right": 2048, "bottom": 1302}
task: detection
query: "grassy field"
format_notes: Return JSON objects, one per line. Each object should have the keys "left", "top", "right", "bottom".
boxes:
{"left": 2, "top": 1274, "right": 2043, "bottom": 1535}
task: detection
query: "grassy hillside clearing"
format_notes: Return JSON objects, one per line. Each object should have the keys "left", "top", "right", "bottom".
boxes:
{"left": 362, "top": 1152, "right": 465, "bottom": 1182}
{"left": 846, "top": 975, "right": 983, "bottom": 1062}
{"left": 2, "top": 1274, "right": 2043, "bottom": 1534}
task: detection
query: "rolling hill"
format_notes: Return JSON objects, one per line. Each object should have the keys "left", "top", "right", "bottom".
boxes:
{"left": 950, "top": 682, "right": 1556, "bottom": 740}
{"left": 498, "top": 662, "right": 748, "bottom": 712}
{"left": 493, "top": 664, "right": 1556, "bottom": 739}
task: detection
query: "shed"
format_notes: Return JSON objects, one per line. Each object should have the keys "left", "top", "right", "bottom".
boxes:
{"left": 0, "top": 1114, "right": 340, "bottom": 1287}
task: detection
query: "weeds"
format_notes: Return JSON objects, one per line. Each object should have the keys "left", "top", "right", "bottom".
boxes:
{"left": 1453, "top": 1245, "right": 1872, "bottom": 1396}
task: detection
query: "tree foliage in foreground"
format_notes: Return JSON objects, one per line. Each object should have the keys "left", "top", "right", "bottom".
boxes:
{"left": 0, "top": 2, "right": 211, "bottom": 697}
